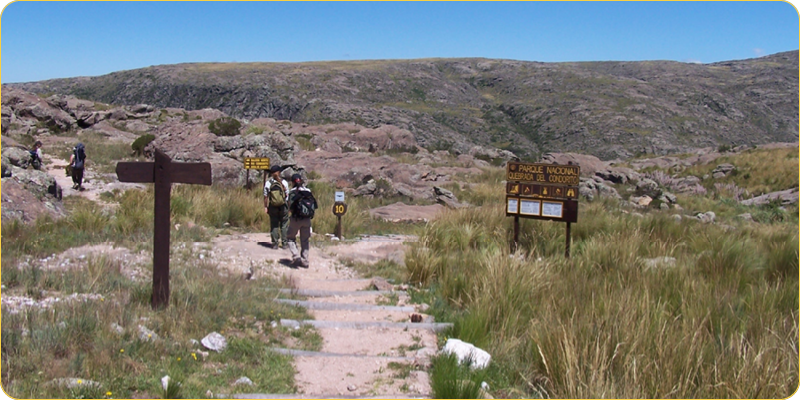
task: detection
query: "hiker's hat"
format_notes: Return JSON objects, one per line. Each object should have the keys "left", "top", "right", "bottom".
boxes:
{"left": 291, "top": 173, "right": 302, "bottom": 184}
{"left": 270, "top": 165, "right": 282, "bottom": 174}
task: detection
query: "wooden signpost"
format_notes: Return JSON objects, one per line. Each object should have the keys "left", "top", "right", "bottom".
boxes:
{"left": 116, "top": 149, "right": 212, "bottom": 309}
{"left": 243, "top": 157, "right": 271, "bottom": 190}
{"left": 506, "top": 162, "right": 580, "bottom": 257}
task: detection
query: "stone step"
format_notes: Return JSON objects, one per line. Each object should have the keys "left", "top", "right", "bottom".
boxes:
{"left": 229, "top": 393, "right": 425, "bottom": 399}
{"left": 278, "top": 288, "right": 407, "bottom": 297}
{"left": 280, "top": 319, "right": 452, "bottom": 332}
{"left": 275, "top": 299, "right": 416, "bottom": 312}
{"left": 269, "top": 347, "right": 415, "bottom": 361}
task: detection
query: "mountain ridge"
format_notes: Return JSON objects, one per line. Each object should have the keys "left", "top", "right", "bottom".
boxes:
{"left": 8, "top": 50, "right": 798, "bottom": 160}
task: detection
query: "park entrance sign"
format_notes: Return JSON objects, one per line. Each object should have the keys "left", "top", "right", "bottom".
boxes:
{"left": 506, "top": 162, "right": 580, "bottom": 257}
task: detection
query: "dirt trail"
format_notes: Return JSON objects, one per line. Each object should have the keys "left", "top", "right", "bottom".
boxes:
{"left": 210, "top": 234, "right": 445, "bottom": 398}
{"left": 37, "top": 150, "right": 444, "bottom": 397}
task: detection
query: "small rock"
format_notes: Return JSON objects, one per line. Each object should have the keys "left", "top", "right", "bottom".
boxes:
{"left": 347, "top": 384, "right": 357, "bottom": 392}
{"left": 234, "top": 377, "right": 254, "bottom": 386}
{"left": 737, "top": 213, "right": 754, "bottom": 222}
{"left": 190, "top": 339, "right": 200, "bottom": 346}
{"left": 161, "top": 375, "right": 171, "bottom": 391}
{"left": 441, "top": 338, "right": 491, "bottom": 369}
{"left": 206, "top": 390, "right": 213, "bottom": 398}
{"left": 696, "top": 211, "right": 716, "bottom": 224}
{"left": 201, "top": 332, "right": 227, "bottom": 352}
{"left": 672, "top": 214, "right": 682, "bottom": 222}
{"left": 371, "top": 277, "right": 393, "bottom": 291}
{"left": 643, "top": 256, "right": 677, "bottom": 269}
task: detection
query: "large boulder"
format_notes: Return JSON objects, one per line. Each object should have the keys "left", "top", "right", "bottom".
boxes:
{"left": 1, "top": 179, "right": 64, "bottom": 223}
{"left": 635, "top": 178, "right": 662, "bottom": 198}
{"left": 540, "top": 152, "right": 609, "bottom": 177}
{"left": 433, "top": 186, "right": 465, "bottom": 208}
{"left": 740, "top": 188, "right": 799, "bottom": 206}
{"left": 3, "top": 147, "right": 33, "bottom": 169}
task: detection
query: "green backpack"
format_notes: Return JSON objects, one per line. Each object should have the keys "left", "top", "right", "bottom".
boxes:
{"left": 268, "top": 181, "right": 286, "bottom": 207}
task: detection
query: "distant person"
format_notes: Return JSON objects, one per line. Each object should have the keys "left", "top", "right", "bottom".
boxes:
{"left": 286, "top": 173, "right": 317, "bottom": 268}
{"left": 69, "top": 142, "right": 87, "bottom": 190}
{"left": 264, "top": 165, "right": 290, "bottom": 249}
{"left": 29, "top": 141, "right": 43, "bottom": 170}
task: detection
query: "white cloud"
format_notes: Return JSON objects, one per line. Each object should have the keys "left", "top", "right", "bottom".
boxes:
{"left": 683, "top": 59, "right": 703, "bottom": 64}
{"left": 753, "top": 48, "right": 765, "bottom": 56}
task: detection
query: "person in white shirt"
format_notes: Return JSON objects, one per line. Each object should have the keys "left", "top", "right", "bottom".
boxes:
{"left": 264, "top": 165, "right": 290, "bottom": 249}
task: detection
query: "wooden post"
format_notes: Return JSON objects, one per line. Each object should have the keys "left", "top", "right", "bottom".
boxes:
{"left": 152, "top": 150, "right": 172, "bottom": 309}
{"left": 245, "top": 169, "right": 251, "bottom": 190}
{"left": 565, "top": 222, "right": 572, "bottom": 259}
{"left": 336, "top": 215, "right": 343, "bottom": 240}
{"left": 116, "top": 149, "right": 212, "bottom": 310}
{"left": 511, "top": 215, "right": 520, "bottom": 253}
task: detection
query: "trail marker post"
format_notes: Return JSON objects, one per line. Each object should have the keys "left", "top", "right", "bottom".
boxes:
{"left": 505, "top": 162, "right": 580, "bottom": 258}
{"left": 333, "top": 191, "right": 347, "bottom": 240}
{"left": 116, "top": 149, "right": 212, "bottom": 309}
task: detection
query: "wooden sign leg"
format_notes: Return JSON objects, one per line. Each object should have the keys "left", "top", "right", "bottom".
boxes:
{"left": 336, "top": 215, "right": 342, "bottom": 240}
{"left": 511, "top": 215, "right": 520, "bottom": 253}
{"left": 565, "top": 222, "right": 572, "bottom": 259}
{"left": 152, "top": 150, "right": 172, "bottom": 309}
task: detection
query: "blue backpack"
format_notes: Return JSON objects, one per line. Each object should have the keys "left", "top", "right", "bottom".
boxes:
{"left": 73, "top": 143, "right": 86, "bottom": 169}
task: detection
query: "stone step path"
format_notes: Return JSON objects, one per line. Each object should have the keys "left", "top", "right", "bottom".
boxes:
{"left": 233, "top": 234, "right": 439, "bottom": 398}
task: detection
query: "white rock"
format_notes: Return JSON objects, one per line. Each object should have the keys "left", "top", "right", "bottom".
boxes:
{"left": 201, "top": 332, "right": 227, "bottom": 352}
{"left": 161, "top": 375, "right": 170, "bottom": 391}
{"left": 441, "top": 338, "right": 491, "bottom": 369}
{"left": 206, "top": 390, "right": 213, "bottom": 398}
{"left": 234, "top": 376, "right": 254, "bottom": 386}
{"left": 481, "top": 381, "right": 490, "bottom": 391}
{"left": 347, "top": 384, "right": 357, "bottom": 391}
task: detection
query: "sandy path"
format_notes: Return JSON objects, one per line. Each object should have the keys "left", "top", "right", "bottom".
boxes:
{"left": 212, "top": 233, "right": 441, "bottom": 398}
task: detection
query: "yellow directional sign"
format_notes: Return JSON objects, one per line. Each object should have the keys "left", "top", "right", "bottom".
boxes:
{"left": 244, "top": 157, "right": 270, "bottom": 170}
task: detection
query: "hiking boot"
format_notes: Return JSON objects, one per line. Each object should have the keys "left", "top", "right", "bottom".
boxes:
{"left": 300, "top": 260, "right": 309, "bottom": 269}
{"left": 291, "top": 258, "right": 301, "bottom": 268}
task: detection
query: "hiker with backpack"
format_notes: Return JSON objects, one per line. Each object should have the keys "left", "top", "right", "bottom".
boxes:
{"left": 69, "top": 142, "right": 87, "bottom": 190}
{"left": 286, "top": 173, "right": 317, "bottom": 268}
{"left": 264, "top": 165, "right": 290, "bottom": 249}
{"left": 29, "top": 141, "right": 43, "bottom": 170}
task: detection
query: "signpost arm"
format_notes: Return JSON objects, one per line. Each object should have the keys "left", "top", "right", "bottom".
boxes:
{"left": 152, "top": 149, "right": 172, "bottom": 309}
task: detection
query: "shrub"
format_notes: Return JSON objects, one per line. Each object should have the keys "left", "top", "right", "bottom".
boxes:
{"left": 131, "top": 134, "right": 156, "bottom": 156}
{"left": 208, "top": 117, "right": 242, "bottom": 137}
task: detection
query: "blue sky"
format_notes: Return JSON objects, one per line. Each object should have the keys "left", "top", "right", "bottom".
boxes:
{"left": 0, "top": 1, "right": 798, "bottom": 83}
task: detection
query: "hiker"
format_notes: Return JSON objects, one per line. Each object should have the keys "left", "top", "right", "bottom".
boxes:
{"left": 286, "top": 173, "right": 317, "bottom": 268}
{"left": 29, "top": 141, "right": 43, "bottom": 170}
{"left": 69, "top": 142, "right": 87, "bottom": 190}
{"left": 264, "top": 165, "right": 290, "bottom": 249}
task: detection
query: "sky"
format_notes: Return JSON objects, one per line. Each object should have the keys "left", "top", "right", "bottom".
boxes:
{"left": 1, "top": 1, "right": 798, "bottom": 83}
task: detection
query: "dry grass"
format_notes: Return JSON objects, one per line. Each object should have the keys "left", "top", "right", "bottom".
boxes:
{"left": 412, "top": 168, "right": 798, "bottom": 398}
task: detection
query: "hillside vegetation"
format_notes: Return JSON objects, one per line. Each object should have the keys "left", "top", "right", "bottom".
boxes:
{"left": 10, "top": 51, "right": 798, "bottom": 160}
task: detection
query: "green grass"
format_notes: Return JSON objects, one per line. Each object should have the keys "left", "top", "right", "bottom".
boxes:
{"left": 677, "top": 147, "right": 798, "bottom": 196}
{"left": 1, "top": 246, "right": 308, "bottom": 398}
{"left": 414, "top": 169, "right": 798, "bottom": 398}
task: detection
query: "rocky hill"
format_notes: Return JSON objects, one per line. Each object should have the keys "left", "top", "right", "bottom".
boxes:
{"left": 7, "top": 51, "right": 799, "bottom": 160}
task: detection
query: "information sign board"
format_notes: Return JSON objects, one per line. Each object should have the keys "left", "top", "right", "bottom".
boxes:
{"left": 335, "top": 191, "right": 345, "bottom": 202}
